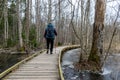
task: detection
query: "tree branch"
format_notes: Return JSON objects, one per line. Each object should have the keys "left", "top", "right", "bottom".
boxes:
{"left": 102, "top": 5, "right": 120, "bottom": 67}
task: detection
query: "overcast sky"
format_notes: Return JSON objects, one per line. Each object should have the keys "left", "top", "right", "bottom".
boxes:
{"left": 32, "top": 0, "right": 120, "bottom": 15}
{"left": 31, "top": 0, "right": 120, "bottom": 24}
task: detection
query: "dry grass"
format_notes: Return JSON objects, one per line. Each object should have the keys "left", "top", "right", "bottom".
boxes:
{"left": 104, "top": 42, "right": 120, "bottom": 53}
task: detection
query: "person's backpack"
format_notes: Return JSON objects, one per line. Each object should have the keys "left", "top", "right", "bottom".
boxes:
{"left": 46, "top": 27, "right": 55, "bottom": 38}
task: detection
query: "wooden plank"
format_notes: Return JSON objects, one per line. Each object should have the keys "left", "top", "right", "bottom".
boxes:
{"left": 4, "top": 77, "right": 59, "bottom": 80}
{"left": 9, "top": 72, "right": 58, "bottom": 76}
{"left": 3, "top": 46, "right": 70, "bottom": 80}
{"left": 16, "top": 68, "right": 57, "bottom": 71}
{"left": 2, "top": 45, "right": 80, "bottom": 80}
{"left": 23, "top": 63, "right": 58, "bottom": 65}
{"left": 4, "top": 78, "right": 60, "bottom": 80}
{"left": 26, "top": 62, "right": 56, "bottom": 63}
{"left": 18, "top": 67, "right": 57, "bottom": 71}
{"left": 11, "top": 71, "right": 58, "bottom": 73}
{"left": 0, "top": 50, "right": 46, "bottom": 79}
{"left": 5, "top": 76, "right": 59, "bottom": 79}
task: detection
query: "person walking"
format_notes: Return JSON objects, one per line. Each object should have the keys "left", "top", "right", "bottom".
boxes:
{"left": 44, "top": 23, "right": 57, "bottom": 54}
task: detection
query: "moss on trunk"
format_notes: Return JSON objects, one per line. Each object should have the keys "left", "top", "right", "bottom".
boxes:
{"left": 88, "top": 0, "right": 105, "bottom": 70}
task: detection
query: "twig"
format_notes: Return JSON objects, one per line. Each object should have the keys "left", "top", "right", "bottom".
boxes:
{"left": 69, "top": 5, "right": 88, "bottom": 55}
{"left": 101, "top": 5, "right": 120, "bottom": 67}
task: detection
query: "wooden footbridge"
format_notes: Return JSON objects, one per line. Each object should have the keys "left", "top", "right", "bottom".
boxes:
{"left": 0, "top": 45, "right": 80, "bottom": 80}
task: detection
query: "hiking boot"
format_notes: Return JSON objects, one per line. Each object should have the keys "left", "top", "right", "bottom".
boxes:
{"left": 46, "top": 50, "right": 49, "bottom": 54}
{"left": 50, "top": 52, "right": 53, "bottom": 54}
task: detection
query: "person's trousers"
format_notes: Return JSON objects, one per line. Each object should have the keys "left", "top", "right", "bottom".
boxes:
{"left": 46, "top": 38, "right": 54, "bottom": 53}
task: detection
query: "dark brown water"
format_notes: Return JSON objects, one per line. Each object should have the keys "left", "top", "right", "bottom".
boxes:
{"left": 62, "top": 49, "right": 120, "bottom": 80}
{"left": 0, "top": 53, "right": 28, "bottom": 73}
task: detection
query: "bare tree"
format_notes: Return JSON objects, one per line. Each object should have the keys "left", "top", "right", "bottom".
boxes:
{"left": 84, "top": 0, "right": 91, "bottom": 49}
{"left": 88, "top": 0, "right": 106, "bottom": 67}
{"left": 4, "top": 0, "right": 9, "bottom": 46}
{"left": 25, "top": 0, "right": 30, "bottom": 45}
{"left": 17, "top": 0, "right": 23, "bottom": 49}
{"left": 35, "top": 0, "right": 41, "bottom": 45}
{"left": 57, "top": 0, "right": 61, "bottom": 45}
{"left": 48, "top": 0, "right": 52, "bottom": 23}
{"left": 102, "top": 5, "right": 120, "bottom": 67}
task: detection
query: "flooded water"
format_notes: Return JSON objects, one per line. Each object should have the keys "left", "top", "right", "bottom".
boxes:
{"left": 62, "top": 49, "right": 120, "bottom": 80}
{"left": 0, "top": 53, "right": 28, "bottom": 73}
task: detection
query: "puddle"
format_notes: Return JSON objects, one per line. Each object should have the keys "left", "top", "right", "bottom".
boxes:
{"left": 62, "top": 49, "right": 120, "bottom": 80}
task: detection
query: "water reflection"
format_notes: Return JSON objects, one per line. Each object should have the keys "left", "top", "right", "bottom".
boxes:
{"left": 0, "top": 53, "right": 27, "bottom": 73}
{"left": 62, "top": 49, "right": 120, "bottom": 80}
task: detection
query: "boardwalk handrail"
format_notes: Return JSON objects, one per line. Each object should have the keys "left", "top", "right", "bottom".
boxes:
{"left": 0, "top": 49, "right": 46, "bottom": 79}
{"left": 58, "top": 45, "right": 80, "bottom": 80}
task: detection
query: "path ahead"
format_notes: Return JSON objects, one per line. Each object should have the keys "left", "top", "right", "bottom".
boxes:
{"left": 3, "top": 47, "right": 66, "bottom": 80}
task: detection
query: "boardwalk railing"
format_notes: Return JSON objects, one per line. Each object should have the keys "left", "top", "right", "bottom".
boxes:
{"left": 0, "top": 45, "right": 80, "bottom": 80}
{"left": 58, "top": 45, "right": 80, "bottom": 80}
{"left": 0, "top": 49, "right": 46, "bottom": 79}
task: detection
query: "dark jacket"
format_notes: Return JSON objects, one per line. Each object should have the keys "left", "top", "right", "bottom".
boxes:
{"left": 44, "top": 23, "right": 57, "bottom": 39}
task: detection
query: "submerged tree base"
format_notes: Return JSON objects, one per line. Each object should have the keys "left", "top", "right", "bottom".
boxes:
{"left": 74, "top": 60, "right": 101, "bottom": 73}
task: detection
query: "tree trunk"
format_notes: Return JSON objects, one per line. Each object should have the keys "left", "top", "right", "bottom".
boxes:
{"left": 25, "top": 0, "right": 30, "bottom": 45}
{"left": 35, "top": 0, "right": 41, "bottom": 45}
{"left": 88, "top": 0, "right": 105, "bottom": 66}
{"left": 55, "top": 0, "right": 61, "bottom": 45}
{"left": 85, "top": 0, "right": 90, "bottom": 49}
{"left": 17, "top": 0, "right": 23, "bottom": 49}
{"left": 48, "top": 0, "right": 52, "bottom": 23}
{"left": 79, "top": 0, "right": 84, "bottom": 62}
{"left": 4, "top": 0, "right": 9, "bottom": 47}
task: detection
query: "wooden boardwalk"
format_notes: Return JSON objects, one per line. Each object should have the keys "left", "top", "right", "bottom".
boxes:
{"left": 3, "top": 47, "right": 65, "bottom": 80}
